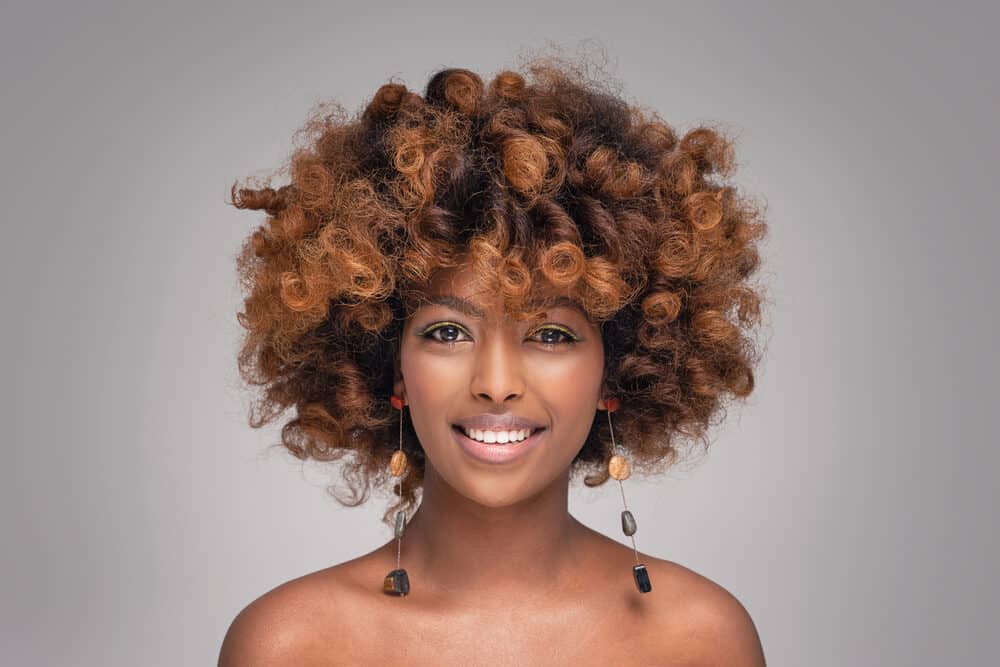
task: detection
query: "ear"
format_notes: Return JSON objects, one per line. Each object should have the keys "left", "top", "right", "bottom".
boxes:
{"left": 392, "top": 343, "right": 406, "bottom": 403}
{"left": 596, "top": 376, "right": 616, "bottom": 411}
{"left": 392, "top": 364, "right": 406, "bottom": 404}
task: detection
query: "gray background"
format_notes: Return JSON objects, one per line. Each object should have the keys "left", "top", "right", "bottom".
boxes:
{"left": 2, "top": 1, "right": 996, "bottom": 665}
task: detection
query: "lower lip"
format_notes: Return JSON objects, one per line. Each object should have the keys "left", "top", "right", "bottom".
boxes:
{"left": 452, "top": 425, "right": 546, "bottom": 464}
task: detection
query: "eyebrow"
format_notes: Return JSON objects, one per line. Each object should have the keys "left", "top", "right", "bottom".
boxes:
{"left": 419, "top": 294, "right": 588, "bottom": 320}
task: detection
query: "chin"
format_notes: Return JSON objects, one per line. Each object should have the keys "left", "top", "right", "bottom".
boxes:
{"left": 479, "top": 489, "right": 535, "bottom": 509}
{"left": 448, "top": 469, "right": 555, "bottom": 510}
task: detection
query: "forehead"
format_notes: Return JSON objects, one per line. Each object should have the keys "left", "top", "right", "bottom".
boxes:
{"left": 411, "top": 265, "right": 588, "bottom": 321}
{"left": 416, "top": 292, "right": 588, "bottom": 320}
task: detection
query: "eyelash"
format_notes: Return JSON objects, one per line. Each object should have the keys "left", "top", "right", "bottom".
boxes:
{"left": 418, "top": 322, "right": 580, "bottom": 347}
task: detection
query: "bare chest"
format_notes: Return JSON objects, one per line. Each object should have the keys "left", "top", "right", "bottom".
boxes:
{"left": 329, "top": 599, "right": 668, "bottom": 666}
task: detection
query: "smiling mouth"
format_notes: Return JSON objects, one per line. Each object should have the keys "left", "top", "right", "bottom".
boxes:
{"left": 450, "top": 424, "right": 547, "bottom": 464}
{"left": 451, "top": 424, "right": 546, "bottom": 445}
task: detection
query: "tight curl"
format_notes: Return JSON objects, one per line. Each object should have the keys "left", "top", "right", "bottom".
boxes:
{"left": 230, "top": 55, "right": 769, "bottom": 526}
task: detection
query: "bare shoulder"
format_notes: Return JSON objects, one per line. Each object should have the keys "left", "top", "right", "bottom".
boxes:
{"left": 217, "top": 560, "right": 372, "bottom": 667}
{"left": 642, "top": 557, "right": 766, "bottom": 666}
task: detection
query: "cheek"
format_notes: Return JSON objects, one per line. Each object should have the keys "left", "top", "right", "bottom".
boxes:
{"left": 399, "top": 347, "right": 467, "bottom": 399}
{"left": 529, "top": 354, "right": 605, "bottom": 455}
{"left": 530, "top": 338, "right": 605, "bottom": 393}
{"left": 398, "top": 343, "right": 466, "bottom": 449}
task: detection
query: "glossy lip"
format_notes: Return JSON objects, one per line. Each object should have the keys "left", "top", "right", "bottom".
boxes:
{"left": 451, "top": 425, "right": 546, "bottom": 464}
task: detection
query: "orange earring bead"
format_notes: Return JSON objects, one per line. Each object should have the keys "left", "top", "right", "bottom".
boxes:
{"left": 390, "top": 450, "right": 409, "bottom": 477}
{"left": 608, "top": 454, "right": 631, "bottom": 481}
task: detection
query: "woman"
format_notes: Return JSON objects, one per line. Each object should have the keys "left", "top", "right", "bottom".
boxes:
{"left": 219, "top": 55, "right": 769, "bottom": 665}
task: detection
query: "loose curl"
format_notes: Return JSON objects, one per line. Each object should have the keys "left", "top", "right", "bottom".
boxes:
{"left": 230, "top": 53, "right": 769, "bottom": 526}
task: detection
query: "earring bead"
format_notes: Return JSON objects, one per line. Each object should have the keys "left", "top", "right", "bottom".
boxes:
{"left": 383, "top": 569, "right": 410, "bottom": 596}
{"left": 633, "top": 564, "right": 652, "bottom": 593}
{"left": 621, "top": 510, "right": 637, "bottom": 536}
{"left": 608, "top": 454, "right": 630, "bottom": 481}
{"left": 389, "top": 450, "right": 409, "bottom": 477}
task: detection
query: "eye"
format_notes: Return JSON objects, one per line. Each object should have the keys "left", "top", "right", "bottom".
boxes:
{"left": 528, "top": 326, "right": 580, "bottom": 347}
{"left": 419, "top": 322, "right": 470, "bottom": 344}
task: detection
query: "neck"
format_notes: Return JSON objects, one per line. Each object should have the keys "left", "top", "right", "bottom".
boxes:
{"left": 401, "top": 464, "right": 587, "bottom": 600}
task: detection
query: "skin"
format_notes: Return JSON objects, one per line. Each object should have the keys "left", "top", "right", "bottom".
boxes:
{"left": 219, "top": 262, "right": 766, "bottom": 666}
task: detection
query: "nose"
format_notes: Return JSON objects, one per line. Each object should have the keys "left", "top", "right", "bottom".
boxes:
{"left": 468, "top": 330, "right": 525, "bottom": 404}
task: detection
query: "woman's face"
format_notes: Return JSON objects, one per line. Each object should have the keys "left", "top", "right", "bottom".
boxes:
{"left": 394, "top": 262, "right": 610, "bottom": 508}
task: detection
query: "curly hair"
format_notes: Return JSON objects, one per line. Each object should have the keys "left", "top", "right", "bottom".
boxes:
{"left": 229, "top": 54, "right": 769, "bottom": 526}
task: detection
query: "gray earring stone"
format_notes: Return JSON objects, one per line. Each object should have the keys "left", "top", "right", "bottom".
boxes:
{"left": 394, "top": 510, "right": 406, "bottom": 538}
{"left": 621, "top": 510, "right": 637, "bottom": 536}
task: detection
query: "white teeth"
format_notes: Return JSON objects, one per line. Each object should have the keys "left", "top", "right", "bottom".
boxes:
{"left": 461, "top": 427, "right": 534, "bottom": 444}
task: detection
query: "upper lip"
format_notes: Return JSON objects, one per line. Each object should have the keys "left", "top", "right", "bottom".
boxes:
{"left": 453, "top": 413, "right": 545, "bottom": 431}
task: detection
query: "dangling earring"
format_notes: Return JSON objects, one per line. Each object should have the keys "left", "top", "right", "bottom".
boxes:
{"left": 605, "top": 397, "right": 652, "bottom": 594}
{"left": 383, "top": 393, "right": 410, "bottom": 596}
